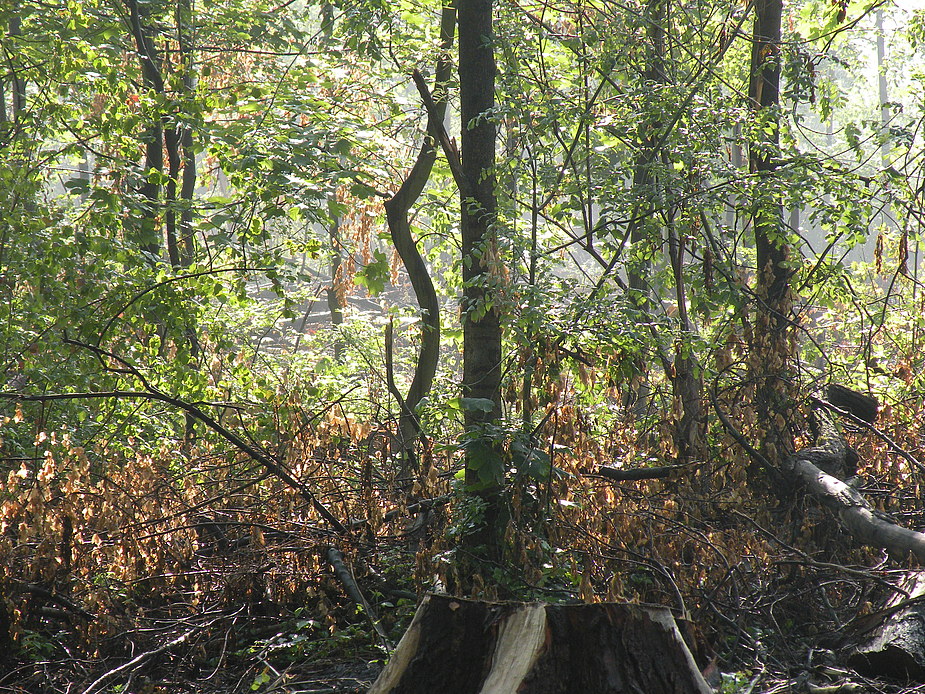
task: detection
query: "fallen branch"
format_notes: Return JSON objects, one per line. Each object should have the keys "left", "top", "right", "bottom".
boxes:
{"left": 712, "top": 385, "right": 925, "bottom": 563}
{"left": 80, "top": 626, "right": 198, "bottom": 694}
{"left": 2, "top": 336, "right": 347, "bottom": 535}
{"left": 788, "top": 455, "right": 925, "bottom": 562}
{"left": 325, "top": 547, "right": 393, "bottom": 652}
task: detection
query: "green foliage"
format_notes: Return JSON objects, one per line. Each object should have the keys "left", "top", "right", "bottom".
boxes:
{"left": 6, "top": 0, "right": 925, "bottom": 689}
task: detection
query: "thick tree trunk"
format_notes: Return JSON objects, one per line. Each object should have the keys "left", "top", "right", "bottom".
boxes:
{"left": 457, "top": 0, "right": 505, "bottom": 564}
{"left": 458, "top": 0, "right": 501, "bottom": 428}
{"left": 370, "top": 594, "right": 711, "bottom": 694}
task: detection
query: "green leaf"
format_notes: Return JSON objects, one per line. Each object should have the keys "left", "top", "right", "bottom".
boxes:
{"left": 354, "top": 249, "right": 390, "bottom": 295}
{"left": 448, "top": 397, "right": 496, "bottom": 413}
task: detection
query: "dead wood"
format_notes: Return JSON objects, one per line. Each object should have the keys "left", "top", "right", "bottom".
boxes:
{"left": 826, "top": 384, "right": 878, "bottom": 424}
{"left": 785, "top": 406, "right": 925, "bottom": 562}
{"left": 713, "top": 387, "right": 925, "bottom": 563}
{"left": 369, "top": 594, "right": 711, "bottom": 694}
{"left": 846, "top": 571, "right": 925, "bottom": 680}
{"left": 324, "top": 546, "right": 393, "bottom": 652}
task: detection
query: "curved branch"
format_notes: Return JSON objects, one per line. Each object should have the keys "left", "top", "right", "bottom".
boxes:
{"left": 382, "top": 2, "right": 456, "bottom": 464}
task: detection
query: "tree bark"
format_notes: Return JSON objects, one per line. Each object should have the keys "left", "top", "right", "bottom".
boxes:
{"left": 457, "top": 0, "right": 505, "bottom": 564}
{"left": 383, "top": 2, "right": 455, "bottom": 468}
{"left": 847, "top": 572, "right": 925, "bottom": 680}
{"left": 125, "top": 0, "right": 165, "bottom": 257}
{"left": 370, "top": 594, "right": 711, "bottom": 694}
{"left": 459, "top": 0, "right": 501, "bottom": 428}
{"left": 9, "top": 12, "right": 26, "bottom": 119}
{"left": 748, "top": 0, "right": 794, "bottom": 479}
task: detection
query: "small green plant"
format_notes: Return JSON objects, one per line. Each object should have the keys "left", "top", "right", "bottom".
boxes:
{"left": 719, "top": 671, "right": 750, "bottom": 694}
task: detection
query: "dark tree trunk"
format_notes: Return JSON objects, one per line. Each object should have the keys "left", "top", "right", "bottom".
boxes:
{"left": 459, "top": 0, "right": 501, "bottom": 429}
{"left": 622, "top": 0, "right": 666, "bottom": 416}
{"left": 126, "top": 0, "right": 165, "bottom": 257}
{"left": 370, "top": 594, "right": 711, "bottom": 694}
{"left": 9, "top": 13, "right": 26, "bottom": 118}
{"left": 174, "top": 0, "right": 200, "bottom": 441}
{"left": 748, "top": 0, "right": 794, "bottom": 478}
{"left": 177, "top": 0, "right": 197, "bottom": 265}
{"left": 457, "top": 0, "right": 504, "bottom": 563}
{"left": 383, "top": 2, "right": 455, "bottom": 469}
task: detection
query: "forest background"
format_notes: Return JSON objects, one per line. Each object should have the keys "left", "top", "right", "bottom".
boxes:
{"left": 4, "top": 0, "right": 925, "bottom": 691}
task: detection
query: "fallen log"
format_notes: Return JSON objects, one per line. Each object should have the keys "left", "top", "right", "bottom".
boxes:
{"left": 369, "top": 594, "right": 710, "bottom": 694}
{"left": 846, "top": 571, "right": 925, "bottom": 680}
{"left": 713, "top": 388, "right": 925, "bottom": 563}
{"left": 784, "top": 406, "right": 925, "bottom": 562}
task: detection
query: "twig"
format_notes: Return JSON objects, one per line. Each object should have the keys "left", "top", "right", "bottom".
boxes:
{"left": 590, "top": 465, "right": 685, "bottom": 482}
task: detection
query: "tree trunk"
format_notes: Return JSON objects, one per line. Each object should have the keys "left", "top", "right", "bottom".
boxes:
{"left": 748, "top": 0, "right": 794, "bottom": 480}
{"left": 9, "top": 13, "right": 26, "bottom": 118}
{"left": 459, "top": 0, "right": 501, "bottom": 427}
{"left": 125, "top": 0, "right": 165, "bottom": 257}
{"left": 457, "top": 0, "right": 504, "bottom": 562}
{"left": 370, "top": 594, "right": 711, "bottom": 694}
{"left": 326, "top": 213, "right": 345, "bottom": 361}
{"left": 383, "top": 1, "right": 455, "bottom": 469}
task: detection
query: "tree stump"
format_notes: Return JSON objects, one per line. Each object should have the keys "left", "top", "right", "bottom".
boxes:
{"left": 847, "top": 572, "right": 925, "bottom": 681}
{"left": 369, "top": 594, "right": 710, "bottom": 694}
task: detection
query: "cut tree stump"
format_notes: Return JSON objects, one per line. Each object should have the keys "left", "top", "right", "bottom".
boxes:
{"left": 369, "top": 594, "right": 711, "bottom": 694}
{"left": 847, "top": 571, "right": 925, "bottom": 681}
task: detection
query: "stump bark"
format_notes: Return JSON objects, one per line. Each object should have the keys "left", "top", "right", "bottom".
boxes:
{"left": 369, "top": 594, "right": 710, "bottom": 694}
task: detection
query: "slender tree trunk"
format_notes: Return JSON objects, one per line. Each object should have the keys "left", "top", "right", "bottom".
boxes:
{"left": 627, "top": 0, "right": 664, "bottom": 304}
{"left": 126, "top": 0, "right": 165, "bottom": 257}
{"left": 326, "top": 213, "right": 345, "bottom": 361}
{"left": 8, "top": 13, "right": 25, "bottom": 118}
{"left": 622, "top": 0, "right": 665, "bottom": 415}
{"left": 177, "top": 0, "right": 197, "bottom": 265}
{"left": 175, "top": 0, "right": 200, "bottom": 441}
{"left": 383, "top": 2, "right": 455, "bottom": 470}
{"left": 165, "top": 127, "right": 182, "bottom": 267}
{"left": 748, "top": 0, "right": 794, "bottom": 480}
{"left": 458, "top": 0, "right": 503, "bottom": 563}
{"left": 877, "top": 9, "right": 890, "bottom": 170}
{"left": 459, "top": 0, "right": 501, "bottom": 425}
